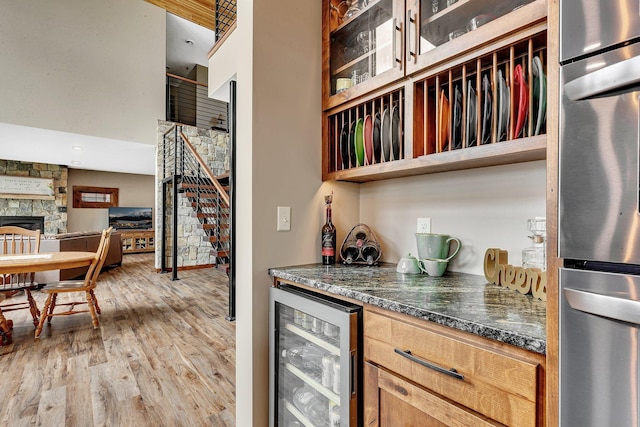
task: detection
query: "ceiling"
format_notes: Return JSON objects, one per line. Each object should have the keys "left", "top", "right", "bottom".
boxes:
{"left": 0, "top": 9, "right": 216, "bottom": 176}
{"left": 166, "top": 12, "right": 215, "bottom": 78}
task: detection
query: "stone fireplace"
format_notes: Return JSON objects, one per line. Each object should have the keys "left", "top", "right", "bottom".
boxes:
{"left": 0, "top": 160, "right": 68, "bottom": 234}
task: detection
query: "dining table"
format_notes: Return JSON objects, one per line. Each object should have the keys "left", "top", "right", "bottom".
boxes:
{"left": 0, "top": 251, "right": 95, "bottom": 346}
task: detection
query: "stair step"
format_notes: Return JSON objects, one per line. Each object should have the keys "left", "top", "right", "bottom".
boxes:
{"left": 216, "top": 263, "right": 230, "bottom": 274}
{"left": 202, "top": 223, "right": 231, "bottom": 230}
{"left": 191, "top": 202, "right": 220, "bottom": 208}
{"left": 179, "top": 183, "right": 227, "bottom": 193}
{"left": 184, "top": 191, "right": 225, "bottom": 199}
{"left": 211, "top": 249, "right": 229, "bottom": 257}
{"left": 208, "top": 235, "right": 230, "bottom": 243}
{"left": 196, "top": 212, "right": 234, "bottom": 219}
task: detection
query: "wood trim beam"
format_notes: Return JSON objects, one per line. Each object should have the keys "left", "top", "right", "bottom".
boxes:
{"left": 145, "top": 0, "right": 216, "bottom": 31}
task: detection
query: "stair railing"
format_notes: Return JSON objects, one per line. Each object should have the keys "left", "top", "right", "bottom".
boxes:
{"left": 161, "top": 125, "right": 230, "bottom": 279}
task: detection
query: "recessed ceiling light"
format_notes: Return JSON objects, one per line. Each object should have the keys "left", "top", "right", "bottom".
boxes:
{"left": 71, "top": 161, "right": 81, "bottom": 165}
{"left": 72, "top": 145, "right": 83, "bottom": 151}
{"left": 185, "top": 39, "right": 194, "bottom": 46}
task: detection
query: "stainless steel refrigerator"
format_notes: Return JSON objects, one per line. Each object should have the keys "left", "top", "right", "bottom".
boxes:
{"left": 559, "top": 0, "right": 640, "bottom": 425}
{"left": 269, "top": 284, "right": 361, "bottom": 427}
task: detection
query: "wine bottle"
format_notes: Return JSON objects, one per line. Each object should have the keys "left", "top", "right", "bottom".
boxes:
{"left": 322, "top": 193, "right": 336, "bottom": 265}
{"left": 292, "top": 386, "right": 329, "bottom": 426}
{"left": 362, "top": 243, "right": 380, "bottom": 265}
{"left": 341, "top": 245, "right": 359, "bottom": 264}
{"left": 282, "top": 345, "right": 326, "bottom": 372}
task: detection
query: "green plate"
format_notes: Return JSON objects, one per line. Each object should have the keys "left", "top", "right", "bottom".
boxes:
{"left": 354, "top": 118, "right": 365, "bottom": 166}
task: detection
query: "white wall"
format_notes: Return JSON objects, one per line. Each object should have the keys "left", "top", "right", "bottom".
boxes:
{"left": 0, "top": 0, "right": 165, "bottom": 146}
{"left": 215, "top": 0, "right": 359, "bottom": 425}
{"left": 67, "top": 169, "right": 156, "bottom": 232}
{"left": 360, "top": 161, "right": 546, "bottom": 275}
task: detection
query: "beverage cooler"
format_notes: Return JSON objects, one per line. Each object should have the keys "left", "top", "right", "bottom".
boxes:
{"left": 269, "top": 284, "right": 362, "bottom": 427}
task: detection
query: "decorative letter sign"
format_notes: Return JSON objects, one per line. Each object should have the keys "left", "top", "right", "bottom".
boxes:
{"left": 484, "top": 248, "right": 546, "bottom": 302}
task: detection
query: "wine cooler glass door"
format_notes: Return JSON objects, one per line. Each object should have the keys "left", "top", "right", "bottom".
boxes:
{"left": 269, "top": 286, "right": 361, "bottom": 427}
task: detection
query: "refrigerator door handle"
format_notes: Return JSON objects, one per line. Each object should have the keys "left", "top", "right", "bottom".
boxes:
{"left": 564, "top": 288, "right": 640, "bottom": 325}
{"left": 394, "top": 348, "right": 464, "bottom": 380}
{"left": 564, "top": 55, "right": 640, "bottom": 101}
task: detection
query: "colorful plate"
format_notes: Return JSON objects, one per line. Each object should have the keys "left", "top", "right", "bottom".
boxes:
{"left": 513, "top": 64, "right": 529, "bottom": 139}
{"left": 348, "top": 120, "right": 357, "bottom": 167}
{"left": 373, "top": 112, "right": 382, "bottom": 163}
{"left": 354, "top": 118, "right": 364, "bottom": 166}
{"left": 391, "top": 105, "right": 401, "bottom": 160}
{"left": 381, "top": 108, "right": 391, "bottom": 161}
{"left": 364, "top": 115, "right": 373, "bottom": 165}
{"left": 481, "top": 73, "right": 492, "bottom": 144}
{"left": 466, "top": 80, "right": 477, "bottom": 147}
{"left": 340, "top": 122, "right": 350, "bottom": 169}
{"left": 438, "top": 90, "right": 450, "bottom": 152}
{"left": 533, "top": 56, "right": 547, "bottom": 136}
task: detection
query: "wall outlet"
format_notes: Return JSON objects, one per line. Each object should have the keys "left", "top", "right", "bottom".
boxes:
{"left": 277, "top": 206, "right": 291, "bottom": 231}
{"left": 417, "top": 218, "right": 431, "bottom": 233}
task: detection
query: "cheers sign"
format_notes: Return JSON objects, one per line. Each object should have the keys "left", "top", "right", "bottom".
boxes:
{"left": 483, "top": 248, "right": 546, "bottom": 301}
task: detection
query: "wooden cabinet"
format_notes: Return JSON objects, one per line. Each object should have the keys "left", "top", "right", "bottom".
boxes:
{"left": 323, "top": 0, "right": 406, "bottom": 111}
{"left": 364, "top": 362, "right": 501, "bottom": 426}
{"left": 404, "top": 0, "right": 546, "bottom": 74}
{"left": 120, "top": 230, "right": 155, "bottom": 254}
{"left": 322, "top": 0, "right": 549, "bottom": 183}
{"left": 363, "top": 307, "right": 545, "bottom": 426}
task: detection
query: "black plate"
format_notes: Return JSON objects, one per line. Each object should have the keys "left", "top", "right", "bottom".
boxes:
{"left": 452, "top": 85, "right": 462, "bottom": 150}
{"left": 466, "top": 80, "right": 477, "bottom": 147}
{"left": 391, "top": 105, "right": 401, "bottom": 160}
{"left": 481, "top": 73, "right": 492, "bottom": 144}
{"left": 340, "top": 122, "right": 350, "bottom": 169}
{"left": 373, "top": 112, "right": 382, "bottom": 163}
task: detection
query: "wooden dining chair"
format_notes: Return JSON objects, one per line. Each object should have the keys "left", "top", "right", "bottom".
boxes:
{"left": 35, "top": 227, "right": 112, "bottom": 338}
{"left": 0, "top": 226, "right": 42, "bottom": 327}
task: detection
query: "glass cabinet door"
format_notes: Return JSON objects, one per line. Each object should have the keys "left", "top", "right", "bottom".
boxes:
{"left": 406, "top": 0, "right": 541, "bottom": 74}
{"left": 324, "top": 0, "right": 405, "bottom": 109}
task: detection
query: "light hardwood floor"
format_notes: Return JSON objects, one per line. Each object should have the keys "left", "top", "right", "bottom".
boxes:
{"left": 0, "top": 254, "right": 236, "bottom": 427}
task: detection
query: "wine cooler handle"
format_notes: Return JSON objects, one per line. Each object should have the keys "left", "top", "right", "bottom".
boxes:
{"left": 350, "top": 350, "right": 357, "bottom": 396}
{"left": 394, "top": 348, "right": 464, "bottom": 380}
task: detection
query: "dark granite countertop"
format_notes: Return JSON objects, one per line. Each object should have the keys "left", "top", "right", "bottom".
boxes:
{"left": 268, "top": 263, "right": 546, "bottom": 355}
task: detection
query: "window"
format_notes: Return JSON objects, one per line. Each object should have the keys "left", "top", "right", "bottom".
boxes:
{"left": 72, "top": 186, "right": 119, "bottom": 208}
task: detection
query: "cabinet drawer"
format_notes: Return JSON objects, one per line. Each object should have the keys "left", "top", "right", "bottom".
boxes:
{"left": 364, "top": 310, "right": 540, "bottom": 426}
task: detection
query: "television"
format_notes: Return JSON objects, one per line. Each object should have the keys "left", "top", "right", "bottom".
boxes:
{"left": 108, "top": 207, "right": 153, "bottom": 230}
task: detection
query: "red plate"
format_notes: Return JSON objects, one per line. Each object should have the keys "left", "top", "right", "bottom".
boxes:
{"left": 514, "top": 64, "right": 529, "bottom": 139}
{"left": 363, "top": 115, "right": 373, "bottom": 164}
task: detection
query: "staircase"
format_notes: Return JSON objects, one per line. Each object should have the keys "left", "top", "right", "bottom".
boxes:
{"left": 160, "top": 125, "right": 231, "bottom": 276}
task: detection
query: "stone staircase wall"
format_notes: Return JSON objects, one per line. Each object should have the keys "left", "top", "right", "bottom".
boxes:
{"left": 156, "top": 120, "right": 230, "bottom": 269}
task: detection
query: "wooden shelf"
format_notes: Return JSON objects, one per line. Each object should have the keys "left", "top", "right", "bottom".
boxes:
{"left": 324, "top": 135, "right": 545, "bottom": 182}
{"left": 120, "top": 230, "right": 155, "bottom": 254}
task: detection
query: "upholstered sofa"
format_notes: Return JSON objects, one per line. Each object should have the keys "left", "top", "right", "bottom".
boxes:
{"left": 35, "top": 231, "right": 122, "bottom": 284}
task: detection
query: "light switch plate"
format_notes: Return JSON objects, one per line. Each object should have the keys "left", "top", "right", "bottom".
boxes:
{"left": 277, "top": 206, "right": 291, "bottom": 231}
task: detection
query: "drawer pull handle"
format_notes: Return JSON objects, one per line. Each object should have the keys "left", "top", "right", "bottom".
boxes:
{"left": 394, "top": 348, "right": 464, "bottom": 381}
